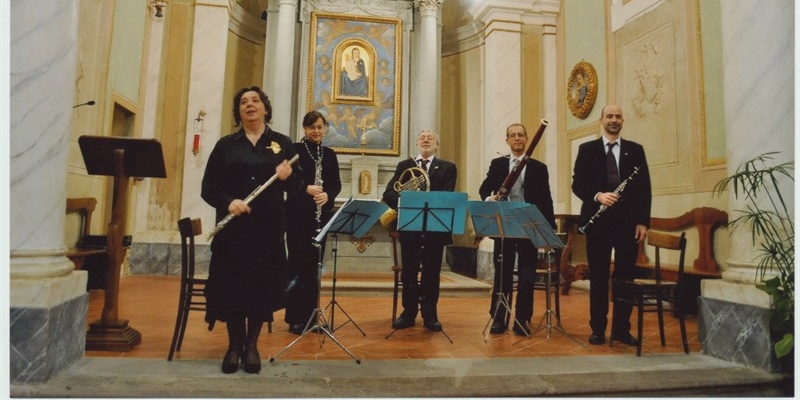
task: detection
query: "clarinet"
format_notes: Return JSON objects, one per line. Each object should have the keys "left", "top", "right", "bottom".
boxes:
{"left": 578, "top": 166, "right": 641, "bottom": 234}
{"left": 314, "top": 157, "right": 323, "bottom": 230}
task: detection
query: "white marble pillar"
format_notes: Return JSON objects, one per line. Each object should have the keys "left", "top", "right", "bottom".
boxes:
{"left": 179, "top": 0, "right": 230, "bottom": 235}
{"left": 468, "top": 4, "right": 524, "bottom": 160}
{"left": 702, "top": 0, "right": 793, "bottom": 307}
{"left": 9, "top": 0, "right": 88, "bottom": 383}
{"left": 539, "top": 13, "right": 559, "bottom": 210}
{"left": 263, "top": 0, "right": 298, "bottom": 134}
{"left": 412, "top": 0, "right": 443, "bottom": 135}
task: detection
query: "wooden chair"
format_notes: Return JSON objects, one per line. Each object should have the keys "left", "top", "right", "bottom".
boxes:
{"left": 168, "top": 217, "right": 214, "bottom": 361}
{"left": 389, "top": 231, "right": 402, "bottom": 323}
{"left": 610, "top": 231, "right": 690, "bottom": 356}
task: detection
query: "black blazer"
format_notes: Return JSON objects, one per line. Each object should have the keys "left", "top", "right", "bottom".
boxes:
{"left": 478, "top": 156, "right": 556, "bottom": 229}
{"left": 382, "top": 157, "right": 457, "bottom": 245}
{"left": 571, "top": 137, "right": 651, "bottom": 228}
{"left": 382, "top": 157, "right": 457, "bottom": 210}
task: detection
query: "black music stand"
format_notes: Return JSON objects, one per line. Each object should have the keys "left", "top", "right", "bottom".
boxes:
{"left": 385, "top": 191, "right": 467, "bottom": 343}
{"left": 467, "top": 200, "right": 532, "bottom": 342}
{"left": 78, "top": 136, "right": 166, "bottom": 351}
{"left": 270, "top": 198, "right": 387, "bottom": 364}
{"left": 510, "top": 206, "right": 581, "bottom": 345}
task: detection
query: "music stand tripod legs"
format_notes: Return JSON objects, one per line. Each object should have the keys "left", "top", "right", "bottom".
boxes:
{"left": 532, "top": 250, "right": 583, "bottom": 346}
{"left": 482, "top": 248, "right": 530, "bottom": 342}
{"left": 270, "top": 234, "right": 362, "bottom": 364}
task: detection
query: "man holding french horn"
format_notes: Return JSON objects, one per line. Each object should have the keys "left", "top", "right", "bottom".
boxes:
{"left": 571, "top": 104, "right": 651, "bottom": 347}
{"left": 382, "top": 130, "right": 457, "bottom": 332}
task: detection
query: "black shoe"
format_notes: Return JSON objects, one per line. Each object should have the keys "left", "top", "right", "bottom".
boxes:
{"left": 613, "top": 332, "right": 639, "bottom": 346}
{"left": 243, "top": 345, "right": 261, "bottom": 374}
{"left": 424, "top": 319, "right": 442, "bottom": 332}
{"left": 392, "top": 315, "right": 415, "bottom": 330}
{"left": 289, "top": 323, "right": 305, "bottom": 335}
{"left": 221, "top": 347, "right": 242, "bottom": 374}
{"left": 588, "top": 333, "right": 606, "bottom": 345}
{"left": 490, "top": 320, "right": 507, "bottom": 334}
{"left": 513, "top": 324, "right": 531, "bottom": 336}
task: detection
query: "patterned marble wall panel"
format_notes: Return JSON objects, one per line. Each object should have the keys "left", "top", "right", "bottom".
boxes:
{"left": 10, "top": 294, "right": 88, "bottom": 384}
{"left": 128, "top": 242, "right": 169, "bottom": 275}
{"left": 697, "top": 296, "right": 778, "bottom": 372}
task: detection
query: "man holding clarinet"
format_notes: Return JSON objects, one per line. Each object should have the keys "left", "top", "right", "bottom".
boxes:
{"left": 571, "top": 104, "right": 652, "bottom": 347}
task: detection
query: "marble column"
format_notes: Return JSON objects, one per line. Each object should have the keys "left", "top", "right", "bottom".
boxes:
{"left": 538, "top": 10, "right": 559, "bottom": 210}
{"left": 702, "top": 0, "right": 794, "bottom": 305}
{"left": 179, "top": 0, "right": 230, "bottom": 236}
{"left": 412, "top": 0, "right": 443, "bottom": 136}
{"left": 468, "top": 3, "right": 524, "bottom": 160}
{"left": 263, "top": 0, "right": 298, "bottom": 134}
{"left": 9, "top": 0, "right": 88, "bottom": 383}
{"left": 698, "top": 0, "right": 793, "bottom": 372}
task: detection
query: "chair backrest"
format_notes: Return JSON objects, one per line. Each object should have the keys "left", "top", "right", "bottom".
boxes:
{"left": 65, "top": 197, "right": 98, "bottom": 247}
{"left": 177, "top": 217, "right": 202, "bottom": 281}
{"left": 647, "top": 231, "right": 687, "bottom": 285}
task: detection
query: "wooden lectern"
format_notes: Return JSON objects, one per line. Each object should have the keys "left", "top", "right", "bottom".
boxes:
{"left": 78, "top": 136, "right": 166, "bottom": 351}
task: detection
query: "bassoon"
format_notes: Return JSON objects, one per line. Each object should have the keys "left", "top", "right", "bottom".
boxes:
{"left": 494, "top": 119, "right": 549, "bottom": 201}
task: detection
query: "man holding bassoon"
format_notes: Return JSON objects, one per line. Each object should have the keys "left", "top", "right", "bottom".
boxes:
{"left": 478, "top": 122, "right": 555, "bottom": 336}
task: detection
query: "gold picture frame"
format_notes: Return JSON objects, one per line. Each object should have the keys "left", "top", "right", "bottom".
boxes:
{"left": 307, "top": 12, "right": 402, "bottom": 156}
{"left": 567, "top": 61, "right": 598, "bottom": 119}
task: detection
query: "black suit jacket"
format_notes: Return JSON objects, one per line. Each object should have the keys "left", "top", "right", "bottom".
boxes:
{"left": 382, "top": 157, "right": 458, "bottom": 245}
{"left": 478, "top": 156, "right": 556, "bottom": 229}
{"left": 571, "top": 137, "right": 651, "bottom": 228}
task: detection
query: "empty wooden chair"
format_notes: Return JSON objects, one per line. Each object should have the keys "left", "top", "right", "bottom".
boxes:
{"left": 168, "top": 218, "right": 214, "bottom": 361}
{"left": 610, "top": 231, "right": 690, "bottom": 356}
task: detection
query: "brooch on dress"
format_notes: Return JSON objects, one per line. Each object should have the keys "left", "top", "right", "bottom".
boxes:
{"left": 268, "top": 141, "right": 282, "bottom": 154}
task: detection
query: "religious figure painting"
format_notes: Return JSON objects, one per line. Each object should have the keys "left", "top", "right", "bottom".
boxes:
{"left": 307, "top": 12, "right": 402, "bottom": 156}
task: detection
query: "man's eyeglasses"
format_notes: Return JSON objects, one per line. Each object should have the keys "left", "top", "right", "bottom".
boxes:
{"left": 507, "top": 133, "right": 527, "bottom": 138}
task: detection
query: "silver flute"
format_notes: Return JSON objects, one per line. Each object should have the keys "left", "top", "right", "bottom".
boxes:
{"left": 578, "top": 166, "right": 641, "bottom": 234}
{"left": 207, "top": 154, "right": 299, "bottom": 239}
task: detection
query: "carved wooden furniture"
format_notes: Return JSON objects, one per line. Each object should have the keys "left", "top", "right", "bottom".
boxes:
{"left": 612, "top": 231, "right": 690, "bottom": 356}
{"left": 634, "top": 207, "right": 727, "bottom": 315}
{"left": 79, "top": 136, "right": 166, "bottom": 351}
{"left": 65, "top": 197, "right": 106, "bottom": 270}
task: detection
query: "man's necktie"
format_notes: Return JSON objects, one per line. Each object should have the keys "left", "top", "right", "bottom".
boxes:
{"left": 418, "top": 158, "right": 429, "bottom": 170}
{"left": 510, "top": 158, "right": 524, "bottom": 201}
{"left": 607, "top": 142, "right": 620, "bottom": 186}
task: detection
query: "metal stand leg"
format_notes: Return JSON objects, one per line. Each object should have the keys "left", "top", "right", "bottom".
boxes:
{"left": 270, "top": 234, "right": 362, "bottom": 364}
{"left": 482, "top": 241, "right": 530, "bottom": 342}
{"left": 533, "top": 252, "right": 583, "bottom": 347}
{"left": 322, "top": 234, "right": 365, "bottom": 336}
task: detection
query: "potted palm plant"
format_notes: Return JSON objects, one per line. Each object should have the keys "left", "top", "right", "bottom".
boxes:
{"left": 714, "top": 152, "right": 794, "bottom": 369}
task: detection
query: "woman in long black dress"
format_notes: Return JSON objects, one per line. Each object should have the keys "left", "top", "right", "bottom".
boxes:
{"left": 201, "top": 86, "right": 302, "bottom": 374}
{"left": 285, "top": 111, "right": 341, "bottom": 334}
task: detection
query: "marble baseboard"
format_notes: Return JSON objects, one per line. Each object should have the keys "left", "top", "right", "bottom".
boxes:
{"left": 10, "top": 293, "right": 88, "bottom": 384}
{"left": 697, "top": 296, "right": 783, "bottom": 372}
{"left": 128, "top": 242, "right": 210, "bottom": 276}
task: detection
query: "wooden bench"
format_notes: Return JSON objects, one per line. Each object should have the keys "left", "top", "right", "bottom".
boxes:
{"left": 65, "top": 197, "right": 107, "bottom": 270}
{"left": 634, "top": 207, "right": 728, "bottom": 315}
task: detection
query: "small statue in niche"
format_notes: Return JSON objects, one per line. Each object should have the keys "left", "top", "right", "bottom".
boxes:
{"left": 359, "top": 170, "right": 371, "bottom": 194}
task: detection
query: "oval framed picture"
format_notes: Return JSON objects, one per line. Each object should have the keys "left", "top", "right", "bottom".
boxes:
{"left": 567, "top": 61, "right": 598, "bottom": 119}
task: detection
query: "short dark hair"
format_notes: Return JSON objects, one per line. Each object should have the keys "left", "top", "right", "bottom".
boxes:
{"left": 232, "top": 86, "right": 272, "bottom": 125}
{"left": 302, "top": 110, "right": 328, "bottom": 128}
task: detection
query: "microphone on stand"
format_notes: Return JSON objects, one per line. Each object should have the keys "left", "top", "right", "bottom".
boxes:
{"left": 73, "top": 100, "right": 96, "bottom": 109}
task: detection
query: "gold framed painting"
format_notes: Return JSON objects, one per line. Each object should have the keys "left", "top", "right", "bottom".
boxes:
{"left": 307, "top": 12, "right": 402, "bottom": 156}
{"left": 567, "top": 61, "right": 598, "bottom": 119}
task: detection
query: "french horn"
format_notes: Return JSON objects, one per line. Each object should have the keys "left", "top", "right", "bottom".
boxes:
{"left": 379, "top": 166, "right": 430, "bottom": 230}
